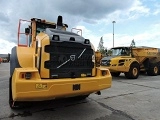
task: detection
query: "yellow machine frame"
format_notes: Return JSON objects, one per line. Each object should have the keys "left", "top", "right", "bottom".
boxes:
{"left": 9, "top": 16, "right": 112, "bottom": 108}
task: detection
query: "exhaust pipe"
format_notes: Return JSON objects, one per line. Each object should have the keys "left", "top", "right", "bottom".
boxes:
{"left": 57, "top": 15, "right": 63, "bottom": 27}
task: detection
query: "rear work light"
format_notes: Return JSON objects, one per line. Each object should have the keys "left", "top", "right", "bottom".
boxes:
{"left": 84, "top": 39, "right": 90, "bottom": 44}
{"left": 52, "top": 35, "right": 60, "bottom": 41}
{"left": 69, "top": 37, "right": 75, "bottom": 41}
{"left": 102, "top": 71, "right": 107, "bottom": 76}
{"left": 25, "top": 72, "right": 32, "bottom": 79}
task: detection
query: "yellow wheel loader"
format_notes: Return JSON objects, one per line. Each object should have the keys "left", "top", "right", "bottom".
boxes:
{"left": 101, "top": 46, "right": 160, "bottom": 79}
{"left": 9, "top": 16, "right": 112, "bottom": 109}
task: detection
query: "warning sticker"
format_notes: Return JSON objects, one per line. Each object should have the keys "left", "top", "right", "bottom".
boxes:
{"left": 35, "top": 83, "right": 47, "bottom": 89}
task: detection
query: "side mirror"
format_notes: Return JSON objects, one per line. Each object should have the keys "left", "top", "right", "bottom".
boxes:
{"left": 25, "top": 28, "right": 30, "bottom": 35}
{"left": 64, "top": 24, "right": 68, "bottom": 28}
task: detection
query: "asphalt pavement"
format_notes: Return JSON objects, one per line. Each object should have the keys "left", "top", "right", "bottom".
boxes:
{"left": 0, "top": 63, "right": 160, "bottom": 120}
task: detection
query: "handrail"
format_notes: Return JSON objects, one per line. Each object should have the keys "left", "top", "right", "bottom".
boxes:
{"left": 17, "top": 19, "right": 31, "bottom": 47}
{"left": 71, "top": 28, "right": 82, "bottom": 36}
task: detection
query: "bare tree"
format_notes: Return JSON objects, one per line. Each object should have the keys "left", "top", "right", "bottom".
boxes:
{"left": 130, "top": 39, "right": 135, "bottom": 47}
{"left": 97, "top": 36, "right": 106, "bottom": 55}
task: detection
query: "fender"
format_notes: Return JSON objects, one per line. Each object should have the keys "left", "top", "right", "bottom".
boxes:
{"left": 16, "top": 46, "right": 35, "bottom": 68}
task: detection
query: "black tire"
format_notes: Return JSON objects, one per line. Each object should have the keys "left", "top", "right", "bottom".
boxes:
{"left": 9, "top": 76, "right": 20, "bottom": 109}
{"left": 158, "top": 62, "right": 160, "bottom": 75}
{"left": 140, "top": 71, "right": 146, "bottom": 74}
{"left": 147, "top": 63, "right": 159, "bottom": 76}
{"left": 9, "top": 77, "right": 14, "bottom": 109}
{"left": 124, "top": 62, "right": 140, "bottom": 79}
{"left": 111, "top": 72, "right": 121, "bottom": 77}
{"left": 10, "top": 46, "right": 21, "bottom": 76}
{"left": 158, "top": 66, "right": 160, "bottom": 75}
{"left": 72, "top": 95, "right": 89, "bottom": 100}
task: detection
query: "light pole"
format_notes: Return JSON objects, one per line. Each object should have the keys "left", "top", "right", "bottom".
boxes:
{"left": 112, "top": 21, "right": 116, "bottom": 47}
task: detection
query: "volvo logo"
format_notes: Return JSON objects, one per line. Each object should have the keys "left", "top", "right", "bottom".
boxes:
{"left": 70, "top": 55, "right": 76, "bottom": 61}
{"left": 58, "top": 55, "right": 67, "bottom": 63}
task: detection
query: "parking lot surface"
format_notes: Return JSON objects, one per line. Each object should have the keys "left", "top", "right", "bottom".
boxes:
{"left": 0, "top": 63, "right": 160, "bottom": 120}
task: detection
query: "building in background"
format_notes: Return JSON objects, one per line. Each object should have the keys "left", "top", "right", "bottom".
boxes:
{"left": 0, "top": 54, "right": 10, "bottom": 63}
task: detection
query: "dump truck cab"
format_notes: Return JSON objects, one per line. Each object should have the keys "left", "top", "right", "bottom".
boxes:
{"left": 9, "top": 16, "right": 112, "bottom": 109}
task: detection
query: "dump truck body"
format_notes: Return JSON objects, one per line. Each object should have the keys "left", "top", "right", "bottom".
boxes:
{"left": 132, "top": 47, "right": 160, "bottom": 64}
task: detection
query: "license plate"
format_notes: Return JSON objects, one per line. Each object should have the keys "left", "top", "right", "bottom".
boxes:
{"left": 73, "top": 84, "right": 81, "bottom": 91}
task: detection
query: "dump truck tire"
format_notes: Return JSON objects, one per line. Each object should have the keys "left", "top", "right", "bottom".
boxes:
{"left": 124, "top": 62, "right": 140, "bottom": 79}
{"left": 158, "top": 62, "right": 160, "bottom": 75}
{"left": 147, "top": 63, "right": 159, "bottom": 76}
{"left": 111, "top": 72, "right": 121, "bottom": 77}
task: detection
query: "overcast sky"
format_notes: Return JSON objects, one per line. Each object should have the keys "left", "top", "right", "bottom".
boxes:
{"left": 0, "top": 0, "right": 160, "bottom": 53}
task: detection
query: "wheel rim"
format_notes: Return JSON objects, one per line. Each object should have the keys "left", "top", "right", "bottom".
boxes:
{"left": 154, "top": 66, "right": 158, "bottom": 74}
{"left": 133, "top": 68, "right": 138, "bottom": 76}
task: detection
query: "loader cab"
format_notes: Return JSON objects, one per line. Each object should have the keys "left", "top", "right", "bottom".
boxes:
{"left": 28, "top": 18, "right": 57, "bottom": 47}
{"left": 30, "top": 16, "right": 68, "bottom": 38}
{"left": 19, "top": 16, "right": 68, "bottom": 47}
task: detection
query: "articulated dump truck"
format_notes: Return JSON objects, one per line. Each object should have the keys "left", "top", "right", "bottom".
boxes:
{"left": 9, "top": 16, "right": 112, "bottom": 109}
{"left": 101, "top": 46, "right": 160, "bottom": 79}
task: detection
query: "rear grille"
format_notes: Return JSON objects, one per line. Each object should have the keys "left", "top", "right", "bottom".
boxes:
{"left": 44, "top": 41, "right": 94, "bottom": 78}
